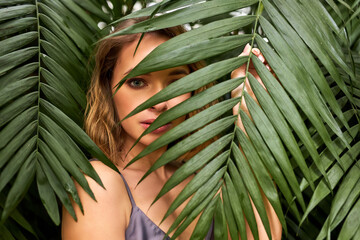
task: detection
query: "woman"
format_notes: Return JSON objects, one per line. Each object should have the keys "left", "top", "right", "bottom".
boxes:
{"left": 62, "top": 17, "right": 281, "bottom": 240}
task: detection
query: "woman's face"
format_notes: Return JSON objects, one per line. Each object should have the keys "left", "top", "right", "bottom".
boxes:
{"left": 111, "top": 34, "right": 191, "bottom": 148}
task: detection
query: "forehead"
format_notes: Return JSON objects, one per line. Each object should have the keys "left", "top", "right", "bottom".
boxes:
{"left": 115, "top": 34, "right": 169, "bottom": 76}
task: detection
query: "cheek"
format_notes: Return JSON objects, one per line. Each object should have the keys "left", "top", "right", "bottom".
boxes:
{"left": 113, "top": 91, "right": 146, "bottom": 120}
{"left": 113, "top": 96, "right": 131, "bottom": 120}
{"left": 169, "top": 92, "right": 191, "bottom": 107}
{"left": 169, "top": 92, "right": 191, "bottom": 124}
{"left": 119, "top": 116, "right": 136, "bottom": 133}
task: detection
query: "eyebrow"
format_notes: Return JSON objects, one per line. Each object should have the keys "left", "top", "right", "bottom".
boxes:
{"left": 123, "top": 68, "right": 189, "bottom": 76}
{"left": 169, "top": 69, "right": 189, "bottom": 76}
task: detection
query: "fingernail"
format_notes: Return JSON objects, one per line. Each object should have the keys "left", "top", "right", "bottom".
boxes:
{"left": 259, "top": 55, "right": 265, "bottom": 62}
{"left": 252, "top": 48, "right": 260, "bottom": 55}
{"left": 239, "top": 44, "right": 251, "bottom": 56}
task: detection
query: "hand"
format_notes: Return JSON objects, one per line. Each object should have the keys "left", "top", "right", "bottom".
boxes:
{"left": 230, "top": 45, "right": 283, "bottom": 240}
{"left": 231, "top": 43, "right": 272, "bottom": 130}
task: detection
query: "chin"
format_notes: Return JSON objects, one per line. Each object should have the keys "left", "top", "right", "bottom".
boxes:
{"left": 138, "top": 134, "right": 163, "bottom": 146}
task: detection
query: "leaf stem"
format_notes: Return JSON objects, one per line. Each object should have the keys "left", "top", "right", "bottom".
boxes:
{"left": 238, "top": 0, "right": 263, "bottom": 115}
{"left": 35, "top": 0, "right": 41, "bottom": 157}
{"left": 344, "top": 24, "right": 360, "bottom": 122}
{"left": 226, "top": 0, "right": 263, "bottom": 168}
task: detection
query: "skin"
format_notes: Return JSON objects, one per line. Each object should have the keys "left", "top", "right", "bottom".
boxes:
{"left": 61, "top": 35, "right": 282, "bottom": 240}
{"left": 111, "top": 34, "right": 191, "bottom": 153}
{"left": 232, "top": 43, "right": 269, "bottom": 133}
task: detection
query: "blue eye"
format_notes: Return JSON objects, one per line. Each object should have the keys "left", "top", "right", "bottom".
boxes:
{"left": 127, "top": 78, "right": 146, "bottom": 88}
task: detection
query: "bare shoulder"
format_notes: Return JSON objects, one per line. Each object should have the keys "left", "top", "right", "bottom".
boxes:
{"left": 86, "top": 161, "right": 131, "bottom": 200}
{"left": 61, "top": 160, "right": 131, "bottom": 240}
{"left": 89, "top": 160, "right": 125, "bottom": 187}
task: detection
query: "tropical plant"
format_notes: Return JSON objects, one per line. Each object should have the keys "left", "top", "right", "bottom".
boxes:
{"left": 0, "top": 0, "right": 359, "bottom": 239}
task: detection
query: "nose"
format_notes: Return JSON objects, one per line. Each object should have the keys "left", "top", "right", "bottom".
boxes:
{"left": 150, "top": 101, "right": 168, "bottom": 112}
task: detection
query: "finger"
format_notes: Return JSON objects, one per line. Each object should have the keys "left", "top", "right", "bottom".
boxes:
{"left": 251, "top": 48, "right": 266, "bottom": 63}
{"left": 246, "top": 67, "right": 267, "bottom": 92}
{"left": 231, "top": 82, "right": 244, "bottom": 98}
{"left": 252, "top": 48, "right": 260, "bottom": 56}
{"left": 231, "top": 43, "right": 251, "bottom": 78}
{"left": 244, "top": 80, "right": 255, "bottom": 98}
{"left": 258, "top": 53, "right": 266, "bottom": 64}
{"left": 232, "top": 94, "right": 248, "bottom": 116}
{"left": 231, "top": 64, "right": 246, "bottom": 78}
{"left": 263, "top": 63, "right": 270, "bottom": 71}
{"left": 239, "top": 95, "right": 250, "bottom": 117}
{"left": 239, "top": 43, "right": 251, "bottom": 56}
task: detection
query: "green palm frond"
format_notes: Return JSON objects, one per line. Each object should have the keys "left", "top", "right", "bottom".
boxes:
{"left": 0, "top": 0, "right": 118, "bottom": 228}
{"left": 1, "top": 0, "right": 359, "bottom": 239}
{"left": 0, "top": 195, "right": 37, "bottom": 240}
{"left": 111, "top": 0, "right": 359, "bottom": 239}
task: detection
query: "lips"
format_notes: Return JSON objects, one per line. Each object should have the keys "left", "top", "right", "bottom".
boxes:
{"left": 140, "top": 119, "right": 172, "bottom": 134}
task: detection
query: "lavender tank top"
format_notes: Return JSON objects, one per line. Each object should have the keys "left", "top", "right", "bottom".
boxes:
{"left": 117, "top": 169, "right": 214, "bottom": 240}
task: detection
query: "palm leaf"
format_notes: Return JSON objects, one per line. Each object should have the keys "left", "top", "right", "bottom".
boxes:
{"left": 117, "top": 0, "right": 359, "bottom": 239}
{"left": 1, "top": 0, "right": 359, "bottom": 239}
{"left": 0, "top": 198, "right": 37, "bottom": 240}
{"left": 0, "top": 0, "right": 120, "bottom": 227}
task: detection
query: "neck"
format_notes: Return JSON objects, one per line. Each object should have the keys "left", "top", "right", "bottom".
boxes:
{"left": 118, "top": 138, "right": 167, "bottom": 176}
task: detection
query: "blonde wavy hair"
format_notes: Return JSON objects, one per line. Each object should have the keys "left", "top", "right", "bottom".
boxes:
{"left": 85, "top": 17, "right": 214, "bottom": 164}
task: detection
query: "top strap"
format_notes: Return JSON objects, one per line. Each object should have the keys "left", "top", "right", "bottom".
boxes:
{"left": 117, "top": 170, "right": 136, "bottom": 205}
{"left": 89, "top": 159, "right": 135, "bottom": 205}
